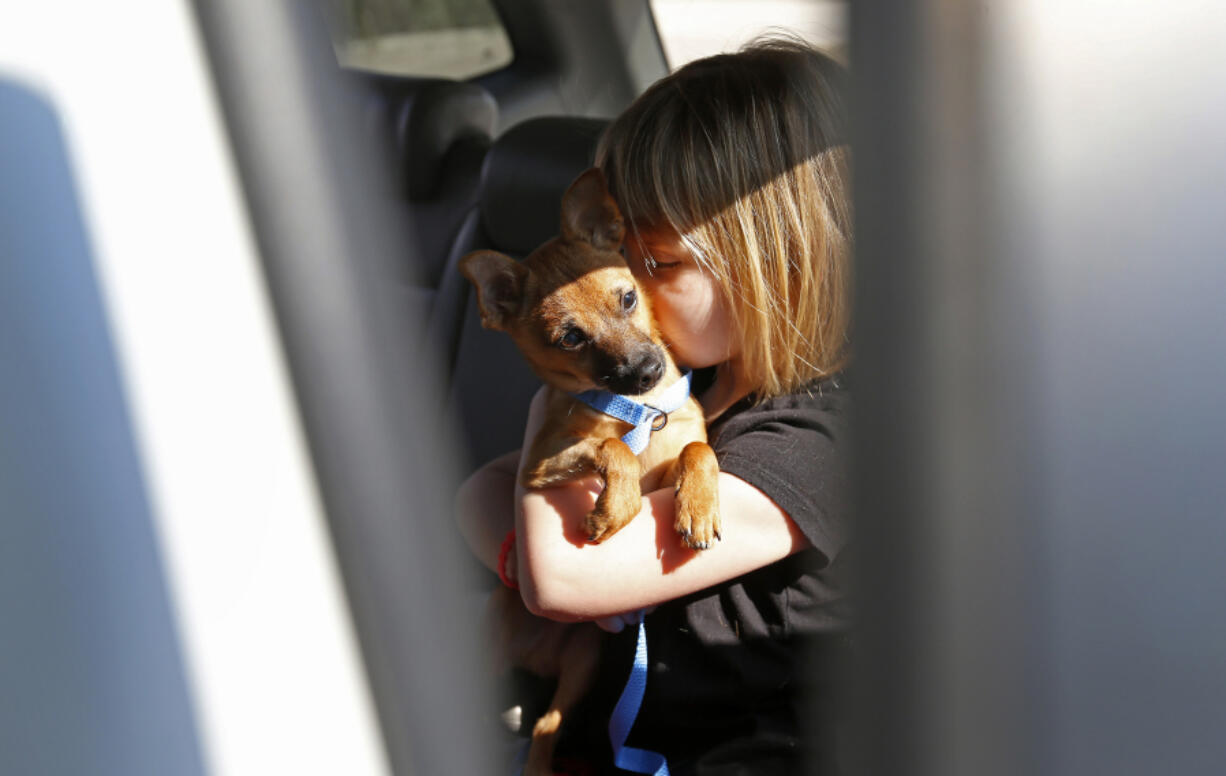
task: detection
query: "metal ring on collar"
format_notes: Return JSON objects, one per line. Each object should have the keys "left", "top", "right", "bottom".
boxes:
{"left": 643, "top": 404, "right": 668, "bottom": 432}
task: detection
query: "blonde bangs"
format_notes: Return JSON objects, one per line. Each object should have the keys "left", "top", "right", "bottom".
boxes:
{"left": 687, "top": 147, "right": 851, "bottom": 398}
{"left": 597, "top": 39, "right": 852, "bottom": 398}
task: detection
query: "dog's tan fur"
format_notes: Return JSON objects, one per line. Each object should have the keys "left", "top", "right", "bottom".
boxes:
{"left": 460, "top": 169, "right": 720, "bottom": 774}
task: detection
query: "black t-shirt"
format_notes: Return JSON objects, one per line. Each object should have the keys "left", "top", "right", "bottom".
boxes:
{"left": 577, "top": 375, "right": 852, "bottom": 775}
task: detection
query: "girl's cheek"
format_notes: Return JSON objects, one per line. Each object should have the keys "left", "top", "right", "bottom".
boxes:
{"left": 648, "top": 283, "right": 691, "bottom": 325}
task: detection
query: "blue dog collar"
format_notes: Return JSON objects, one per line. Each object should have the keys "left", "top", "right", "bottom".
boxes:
{"left": 572, "top": 370, "right": 693, "bottom": 455}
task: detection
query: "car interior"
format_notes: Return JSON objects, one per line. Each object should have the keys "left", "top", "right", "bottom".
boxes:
{"left": 312, "top": 4, "right": 863, "bottom": 768}
{"left": 322, "top": 0, "right": 697, "bottom": 765}
{"left": 7, "top": 0, "right": 1226, "bottom": 774}
{"left": 339, "top": 0, "right": 676, "bottom": 478}
{"left": 333, "top": 6, "right": 680, "bottom": 754}
{"left": 319, "top": 2, "right": 844, "bottom": 766}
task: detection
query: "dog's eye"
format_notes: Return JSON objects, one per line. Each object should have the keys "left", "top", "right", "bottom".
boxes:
{"left": 621, "top": 289, "right": 637, "bottom": 312}
{"left": 557, "top": 328, "right": 587, "bottom": 350}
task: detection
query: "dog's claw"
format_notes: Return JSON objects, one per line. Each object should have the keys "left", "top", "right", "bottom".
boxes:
{"left": 682, "top": 531, "right": 721, "bottom": 551}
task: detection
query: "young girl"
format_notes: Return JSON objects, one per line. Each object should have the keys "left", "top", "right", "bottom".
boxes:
{"left": 456, "top": 39, "right": 852, "bottom": 775}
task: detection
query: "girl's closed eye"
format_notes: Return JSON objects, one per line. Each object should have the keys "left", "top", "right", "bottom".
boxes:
{"left": 646, "top": 254, "right": 682, "bottom": 271}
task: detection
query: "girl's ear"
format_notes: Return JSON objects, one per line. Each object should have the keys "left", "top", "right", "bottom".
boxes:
{"left": 459, "top": 250, "right": 526, "bottom": 330}
{"left": 559, "top": 168, "right": 625, "bottom": 250}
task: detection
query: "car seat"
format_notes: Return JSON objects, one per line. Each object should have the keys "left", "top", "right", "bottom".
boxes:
{"left": 356, "top": 73, "right": 498, "bottom": 317}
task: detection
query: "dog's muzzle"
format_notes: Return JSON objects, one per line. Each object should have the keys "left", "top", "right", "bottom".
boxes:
{"left": 604, "top": 348, "right": 665, "bottom": 396}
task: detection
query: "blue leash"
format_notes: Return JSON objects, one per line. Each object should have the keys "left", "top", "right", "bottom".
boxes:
{"left": 509, "top": 616, "right": 669, "bottom": 776}
{"left": 608, "top": 615, "right": 670, "bottom": 775}
{"left": 570, "top": 372, "right": 689, "bottom": 774}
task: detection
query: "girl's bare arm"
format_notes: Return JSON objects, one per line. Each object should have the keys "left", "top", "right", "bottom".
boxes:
{"left": 454, "top": 449, "right": 520, "bottom": 574}
{"left": 513, "top": 388, "right": 811, "bottom": 621}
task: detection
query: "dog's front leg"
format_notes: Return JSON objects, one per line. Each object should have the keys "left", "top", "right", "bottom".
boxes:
{"left": 584, "top": 438, "right": 642, "bottom": 543}
{"left": 520, "top": 433, "right": 599, "bottom": 490}
{"left": 670, "top": 441, "right": 722, "bottom": 550}
{"left": 521, "top": 434, "right": 643, "bottom": 544}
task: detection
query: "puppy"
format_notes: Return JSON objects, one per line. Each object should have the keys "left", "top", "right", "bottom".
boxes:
{"left": 460, "top": 168, "right": 720, "bottom": 775}
{"left": 461, "top": 167, "right": 720, "bottom": 547}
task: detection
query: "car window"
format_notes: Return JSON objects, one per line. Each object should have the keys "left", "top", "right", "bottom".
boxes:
{"left": 649, "top": 0, "right": 846, "bottom": 69}
{"left": 323, "top": 0, "right": 513, "bottom": 79}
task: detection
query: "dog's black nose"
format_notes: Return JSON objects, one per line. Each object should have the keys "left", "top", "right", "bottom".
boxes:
{"left": 603, "top": 346, "right": 666, "bottom": 395}
{"left": 619, "top": 350, "right": 664, "bottom": 395}
{"left": 604, "top": 348, "right": 665, "bottom": 395}
{"left": 636, "top": 358, "right": 663, "bottom": 392}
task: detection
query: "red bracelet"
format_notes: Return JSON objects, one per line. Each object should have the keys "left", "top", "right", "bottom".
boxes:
{"left": 497, "top": 529, "right": 518, "bottom": 590}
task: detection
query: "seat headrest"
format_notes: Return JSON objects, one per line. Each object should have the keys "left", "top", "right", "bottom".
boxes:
{"left": 362, "top": 75, "right": 498, "bottom": 200}
{"left": 479, "top": 117, "right": 610, "bottom": 256}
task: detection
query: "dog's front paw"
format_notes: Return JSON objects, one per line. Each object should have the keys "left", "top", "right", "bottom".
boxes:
{"left": 673, "top": 441, "right": 721, "bottom": 550}
{"left": 675, "top": 487, "right": 721, "bottom": 550}
{"left": 583, "top": 487, "right": 637, "bottom": 544}
{"left": 583, "top": 508, "right": 614, "bottom": 544}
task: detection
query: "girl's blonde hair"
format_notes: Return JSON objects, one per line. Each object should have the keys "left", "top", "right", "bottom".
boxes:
{"left": 597, "top": 38, "right": 852, "bottom": 398}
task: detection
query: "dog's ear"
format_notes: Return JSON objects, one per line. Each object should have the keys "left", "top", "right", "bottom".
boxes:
{"left": 560, "top": 168, "right": 625, "bottom": 251}
{"left": 459, "top": 250, "right": 526, "bottom": 330}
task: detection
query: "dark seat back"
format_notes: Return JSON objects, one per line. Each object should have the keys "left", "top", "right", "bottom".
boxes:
{"left": 356, "top": 74, "right": 498, "bottom": 305}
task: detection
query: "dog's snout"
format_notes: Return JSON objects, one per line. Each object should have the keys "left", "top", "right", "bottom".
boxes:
{"left": 606, "top": 347, "right": 665, "bottom": 396}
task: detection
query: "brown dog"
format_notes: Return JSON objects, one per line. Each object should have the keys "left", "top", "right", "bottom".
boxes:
{"left": 461, "top": 167, "right": 720, "bottom": 548}
{"left": 460, "top": 168, "right": 720, "bottom": 774}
